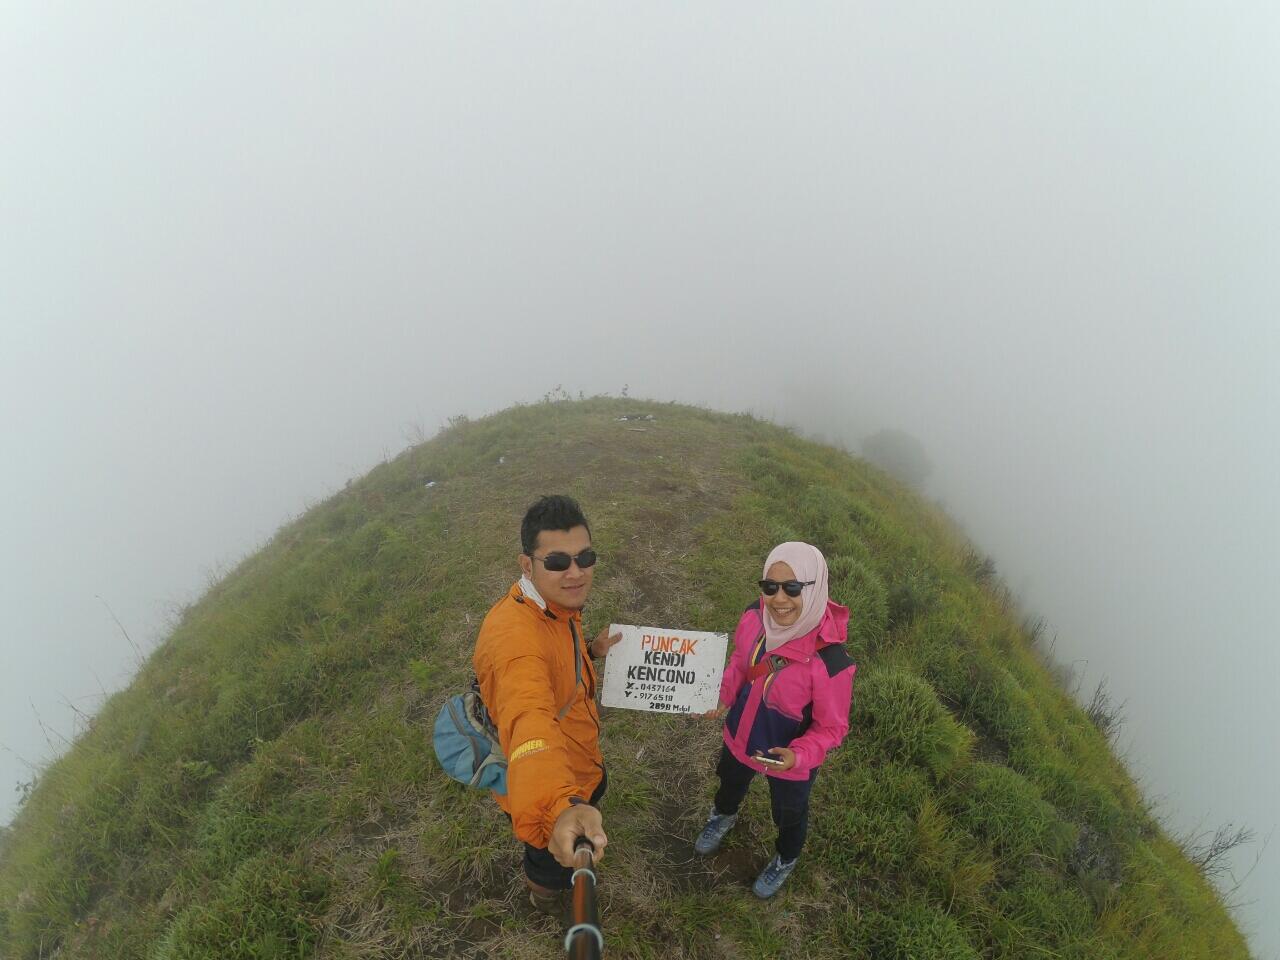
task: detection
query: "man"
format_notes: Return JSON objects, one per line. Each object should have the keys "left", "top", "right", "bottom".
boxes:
{"left": 472, "top": 495, "right": 622, "bottom": 913}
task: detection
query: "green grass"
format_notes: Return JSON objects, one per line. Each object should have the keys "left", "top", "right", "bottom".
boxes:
{"left": 0, "top": 397, "right": 1250, "bottom": 959}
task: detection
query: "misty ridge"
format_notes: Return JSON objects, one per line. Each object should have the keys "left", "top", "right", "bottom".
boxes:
{"left": 0, "top": 398, "right": 1260, "bottom": 958}
{"left": 860, "top": 428, "right": 1259, "bottom": 854}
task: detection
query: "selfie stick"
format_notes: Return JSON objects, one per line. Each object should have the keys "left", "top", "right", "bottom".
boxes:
{"left": 564, "top": 837, "right": 603, "bottom": 959}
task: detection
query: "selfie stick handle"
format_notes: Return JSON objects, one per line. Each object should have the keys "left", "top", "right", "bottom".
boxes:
{"left": 564, "top": 837, "right": 602, "bottom": 959}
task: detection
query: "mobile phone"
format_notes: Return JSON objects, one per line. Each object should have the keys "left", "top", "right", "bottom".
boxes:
{"left": 754, "top": 752, "right": 786, "bottom": 766}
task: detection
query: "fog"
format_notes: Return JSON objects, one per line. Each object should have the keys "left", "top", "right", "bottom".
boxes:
{"left": 2, "top": 3, "right": 1277, "bottom": 953}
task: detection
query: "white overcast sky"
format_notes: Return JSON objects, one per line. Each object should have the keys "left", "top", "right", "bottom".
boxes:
{"left": 2, "top": 3, "right": 1278, "bottom": 954}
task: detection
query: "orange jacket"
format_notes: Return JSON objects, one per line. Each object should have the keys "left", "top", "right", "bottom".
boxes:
{"left": 473, "top": 579, "right": 604, "bottom": 848}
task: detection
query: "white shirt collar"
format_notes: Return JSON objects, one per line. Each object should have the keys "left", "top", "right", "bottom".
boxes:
{"left": 518, "top": 574, "right": 547, "bottom": 610}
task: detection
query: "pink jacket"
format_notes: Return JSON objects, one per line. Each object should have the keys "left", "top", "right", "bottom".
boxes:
{"left": 718, "top": 599, "right": 856, "bottom": 781}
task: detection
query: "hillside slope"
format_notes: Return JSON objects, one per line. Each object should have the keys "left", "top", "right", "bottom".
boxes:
{"left": 0, "top": 398, "right": 1249, "bottom": 959}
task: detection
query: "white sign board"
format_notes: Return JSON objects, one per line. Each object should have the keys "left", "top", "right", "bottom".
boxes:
{"left": 600, "top": 624, "right": 728, "bottom": 714}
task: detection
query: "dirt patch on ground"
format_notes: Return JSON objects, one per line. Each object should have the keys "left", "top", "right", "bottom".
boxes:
{"left": 644, "top": 794, "right": 723, "bottom": 893}
{"left": 971, "top": 728, "right": 1009, "bottom": 765}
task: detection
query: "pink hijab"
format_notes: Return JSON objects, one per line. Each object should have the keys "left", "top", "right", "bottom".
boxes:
{"left": 761, "top": 541, "right": 829, "bottom": 651}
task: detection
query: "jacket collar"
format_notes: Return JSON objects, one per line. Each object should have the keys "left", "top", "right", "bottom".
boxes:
{"left": 518, "top": 574, "right": 547, "bottom": 610}
{"left": 754, "top": 599, "right": 849, "bottom": 661}
{"left": 511, "top": 578, "right": 581, "bottom": 621}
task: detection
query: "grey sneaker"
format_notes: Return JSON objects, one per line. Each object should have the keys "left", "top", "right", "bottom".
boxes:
{"left": 693, "top": 808, "right": 738, "bottom": 855}
{"left": 752, "top": 854, "right": 798, "bottom": 898}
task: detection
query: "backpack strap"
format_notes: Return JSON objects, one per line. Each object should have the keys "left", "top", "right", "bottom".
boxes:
{"left": 468, "top": 752, "right": 505, "bottom": 787}
{"left": 744, "top": 630, "right": 793, "bottom": 685}
{"left": 450, "top": 695, "right": 493, "bottom": 773}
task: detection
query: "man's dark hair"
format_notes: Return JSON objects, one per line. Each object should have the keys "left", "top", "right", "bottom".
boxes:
{"left": 521, "top": 495, "right": 591, "bottom": 554}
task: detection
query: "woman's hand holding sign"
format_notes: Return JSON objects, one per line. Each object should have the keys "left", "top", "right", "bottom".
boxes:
{"left": 699, "top": 703, "right": 729, "bottom": 720}
{"left": 753, "top": 747, "right": 797, "bottom": 771}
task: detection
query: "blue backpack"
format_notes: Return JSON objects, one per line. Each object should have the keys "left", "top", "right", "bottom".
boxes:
{"left": 433, "top": 679, "right": 507, "bottom": 794}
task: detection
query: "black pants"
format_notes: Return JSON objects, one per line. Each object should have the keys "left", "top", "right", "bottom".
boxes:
{"left": 713, "top": 745, "right": 817, "bottom": 862}
{"left": 521, "top": 767, "right": 608, "bottom": 890}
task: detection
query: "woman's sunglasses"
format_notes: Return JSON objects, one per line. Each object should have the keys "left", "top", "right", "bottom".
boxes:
{"left": 759, "top": 578, "right": 815, "bottom": 598}
{"left": 530, "top": 548, "right": 598, "bottom": 572}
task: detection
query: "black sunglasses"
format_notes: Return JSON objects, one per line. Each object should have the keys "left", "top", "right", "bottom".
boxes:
{"left": 530, "top": 548, "right": 598, "bottom": 572}
{"left": 759, "top": 578, "right": 815, "bottom": 598}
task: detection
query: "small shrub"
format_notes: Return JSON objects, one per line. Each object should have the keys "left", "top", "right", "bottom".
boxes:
{"left": 865, "top": 900, "right": 980, "bottom": 960}
{"left": 1056, "top": 943, "right": 1122, "bottom": 960}
{"left": 154, "top": 852, "right": 329, "bottom": 959}
{"left": 914, "top": 615, "right": 985, "bottom": 710}
{"left": 1179, "top": 822, "right": 1255, "bottom": 881}
{"left": 991, "top": 870, "right": 1095, "bottom": 952}
{"left": 739, "top": 446, "right": 808, "bottom": 499}
{"left": 816, "top": 762, "right": 931, "bottom": 878}
{"left": 368, "top": 847, "right": 426, "bottom": 931}
{"left": 408, "top": 659, "right": 440, "bottom": 691}
{"left": 952, "top": 762, "right": 1077, "bottom": 866}
{"left": 827, "top": 555, "right": 889, "bottom": 658}
{"left": 191, "top": 783, "right": 327, "bottom": 880}
{"left": 911, "top": 795, "right": 997, "bottom": 905}
{"left": 853, "top": 667, "right": 973, "bottom": 778}
{"left": 796, "top": 485, "right": 857, "bottom": 551}
{"left": 1022, "top": 614, "right": 1047, "bottom": 648}
{"left": 861, "top": 429, "right": 933, "bottom": 489}
{"left": 1085, "top": 678, "right": 1126, "bottom": 742}
{"left": 1069, "top": 823, "right": 1125, "bottom": 914}
{"left": 886, "top": 563, "right": 939, "bottom": 629}
{"left": 961, "top": 546, "right": 997, "bottom": 585}
{"left": 12, "top": 777, "right": 38, "bottom": 810}
{"left": 1013, "top": 747, "right": 1134, "bottom": 849}
{"left": 966, "top": 666, "right": 1044, "bottom": 758}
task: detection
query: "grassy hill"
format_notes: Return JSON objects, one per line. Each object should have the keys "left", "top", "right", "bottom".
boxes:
{"left": 0, "top": 398, "right": 1249, "bottom": 959}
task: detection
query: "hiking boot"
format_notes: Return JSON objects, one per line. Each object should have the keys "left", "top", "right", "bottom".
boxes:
{"left": 752, "top": 854, "right": 798, "bottom": 898}
{"left": 526, "top": 882, "right": 566, "bottom": 919}
{"left": 694, "top": 807, "right": 738, "bottom": 855}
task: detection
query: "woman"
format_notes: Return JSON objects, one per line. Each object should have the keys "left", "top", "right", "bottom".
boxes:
{"left": 695, "top": 541, "right": 856, "bottom": 898}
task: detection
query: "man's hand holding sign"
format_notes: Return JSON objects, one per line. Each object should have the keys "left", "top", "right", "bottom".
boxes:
{"left": 590, "top": 628, "right": 623, "bottom": 660}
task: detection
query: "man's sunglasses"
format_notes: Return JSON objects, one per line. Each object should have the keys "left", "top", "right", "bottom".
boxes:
{"left": 530, "top": 549, "right": 598, "bottom": 572}
{"left": 759, "top": 578, "right": 815, "bottom": 598}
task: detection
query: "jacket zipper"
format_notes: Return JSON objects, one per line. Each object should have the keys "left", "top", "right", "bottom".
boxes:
{"left": 570, "top": 619, "right": 606, "bottom": 774}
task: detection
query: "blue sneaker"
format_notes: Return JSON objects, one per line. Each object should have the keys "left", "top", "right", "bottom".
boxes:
{"left": 752, "top": 854, "right": 798, "bottom": 898}
{"left": 693, "top": 808, "right": 738, "bottom": 855}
